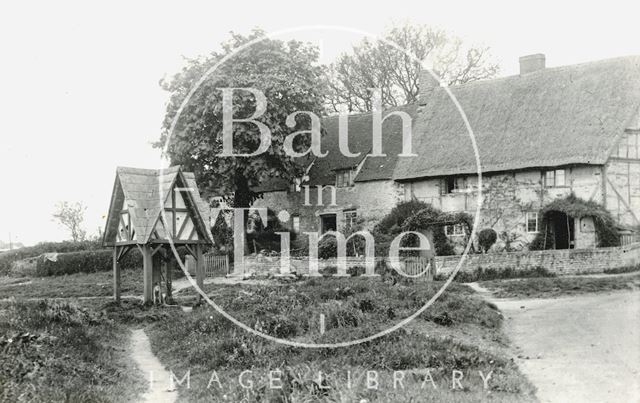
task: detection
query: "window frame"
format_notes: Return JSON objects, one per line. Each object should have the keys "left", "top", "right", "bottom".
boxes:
{"left": 525, "top": 211, "right": 539, "bottom": 233}
{"left": 343, "top": 209, "right": 357, "bottom": 228}
{"left": 335, "top": 169, "right": 353, "bottom": 188}
{"left": 445, "top": 223, "right": 464, "bottom": 237}
{"left": 544, "top": 169, "right": 567, "bottom": 188}
{"left": 441, "top": 176, "right": 464, "bottom": 195}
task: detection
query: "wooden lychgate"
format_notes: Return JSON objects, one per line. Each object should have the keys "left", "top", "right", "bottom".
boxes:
{"left": 103, "top": 166, "right": 213, "bottom": 303}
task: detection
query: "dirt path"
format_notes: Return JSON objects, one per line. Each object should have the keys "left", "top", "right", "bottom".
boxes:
{"left": 130, "top": 329, "right": 177, "bottom": 403}
{"left": 490, "top": 291, "right": 640, "bottom": 403}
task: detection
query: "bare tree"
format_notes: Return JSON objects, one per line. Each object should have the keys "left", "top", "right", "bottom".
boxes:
{"left": 326, "top": 23, "right": 500, "bottom": 113}
{"left": 52, "top": 201, "right": 87, "bottom": 242}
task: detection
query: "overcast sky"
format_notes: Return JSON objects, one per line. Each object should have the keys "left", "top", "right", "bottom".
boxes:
{"left": 1, "top": 0, "right": 640, "bottom": 246}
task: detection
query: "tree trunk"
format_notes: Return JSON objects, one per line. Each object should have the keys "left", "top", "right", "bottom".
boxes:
{"left": 234, "top": 174, "right": 254, "bottom": 255}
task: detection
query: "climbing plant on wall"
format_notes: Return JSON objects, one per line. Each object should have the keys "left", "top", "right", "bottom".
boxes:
{"left": 529, "top": 194, "right": 620, "bottom": 249}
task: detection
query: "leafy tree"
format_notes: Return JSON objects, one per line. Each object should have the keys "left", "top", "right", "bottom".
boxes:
{"left": 156, "top": 29, "right": 327, "bottom": 208}
{"left": 52, "top": 201, "right": 87, "bottom": 242}
{"left": 326, "top": 22, "right": 499, "bottom": 112}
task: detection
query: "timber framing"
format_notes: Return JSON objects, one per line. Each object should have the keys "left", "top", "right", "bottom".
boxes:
{"left": 104, "top": 166, "right": 213, "bottom": 303}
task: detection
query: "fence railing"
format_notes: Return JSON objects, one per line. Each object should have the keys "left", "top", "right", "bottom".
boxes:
{"left": 620, "top": 233, "right": 640, "bottom": 246}
{"left": 203, "top": 253, "right": 229, "bottom": 277}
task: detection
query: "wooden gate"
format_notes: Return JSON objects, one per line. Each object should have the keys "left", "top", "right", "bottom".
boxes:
{"left": 203, "top": 253, "right": 229, "bottom": 277}
{"left": 400, "top": 257, "right": 435, "bottom": 280}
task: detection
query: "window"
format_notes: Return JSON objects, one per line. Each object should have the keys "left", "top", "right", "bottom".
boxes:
{"left": 441, "top": 176, "right": 464, "bottom": 195}
{"left": 292, "top": 215, "right": 300, "bottom": 233}
{"left": 526, "top": 212, "right": 539, "bottom": 233}
{"left": 544, "top": 169, "right": 566, "bottom": 187}
{"left": 336, "top": 169, "right": 353, "bottom": 187}
{"left": 343, "top": 209, "right": 357, "bottom": 228}
{"left": 445, "top": 224, "right": 464, "bottom": 237}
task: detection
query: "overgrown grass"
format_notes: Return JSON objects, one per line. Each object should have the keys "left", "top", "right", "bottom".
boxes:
{"left": 0, "top": 269, "right": 144, "bottom": 299}
{"left": 0, "top": 299, "right": 145, "bottom": 402}
{"left": 482, "top": 272, "right": 640, "bottom": 298}
{"left": 145, "top": 278, "right": 535, "bottom": 402}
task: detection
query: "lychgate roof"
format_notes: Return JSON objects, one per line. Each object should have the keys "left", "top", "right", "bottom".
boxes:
{"left": 393, "top": 55, "right": 640, "bottom": 180}
{"left": 103, "top": 166, "right": 212, "bottom": 245}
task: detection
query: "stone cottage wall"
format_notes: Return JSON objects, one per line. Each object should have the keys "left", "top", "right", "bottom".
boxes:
{"left": 252, "top": 179, "right": 403, "bottom": 233}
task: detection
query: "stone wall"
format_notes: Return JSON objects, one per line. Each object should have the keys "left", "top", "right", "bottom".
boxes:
{"left": 239, "top": 243, "right": 640, "bottom": 277}
{"left": 436, "top": 242, "right": 640, "bottom": 276}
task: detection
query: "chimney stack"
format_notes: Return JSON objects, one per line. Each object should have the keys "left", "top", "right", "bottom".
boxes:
{"left": 519, "top": 54, "right": 546, "bottom": 75}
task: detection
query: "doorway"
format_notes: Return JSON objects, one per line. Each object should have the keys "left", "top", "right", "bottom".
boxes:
{"left": 320, "top": 214, "right": 337, "bottom": 233}
{"left": 549, "top": 211, "right": 575, "bottom": 249}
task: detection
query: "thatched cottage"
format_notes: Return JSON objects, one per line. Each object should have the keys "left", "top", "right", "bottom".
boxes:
{"left": 252, "top": 54, "right": 640, "bottom": 251}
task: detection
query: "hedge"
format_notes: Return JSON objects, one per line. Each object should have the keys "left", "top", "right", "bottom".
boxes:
{"left": 35, "top": 249, "right": 142, "bottom": 276}
{"left": 32, "top": 246, "right": 195, "bottom": 277}
{"left": 0, "top": 241, "right": 101, "bottom": 275}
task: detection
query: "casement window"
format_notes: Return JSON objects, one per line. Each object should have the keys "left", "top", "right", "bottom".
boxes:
{"left": 440, "top": 176, "right": 464, "bottom": 195}
{"left": 544, "top": 169, "right": 566, "bottom": 187}
{"left": 292, "top": 215, "right": 300, "bottom": 233}
{"left": 336, "top": 169, "right": 353, "bottom": 188}
{"left": 445, "top": 224, "right": 465, "bottom": 237}
{"left": 526, "top": 212, "right": 539, "bottom": 233}
{"left": 343, "top": 209, "right": 357, "bottom": 228}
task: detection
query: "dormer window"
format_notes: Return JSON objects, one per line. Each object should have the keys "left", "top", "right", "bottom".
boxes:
{"left": 336, "top": 169, "right": 354, "bottom": 188}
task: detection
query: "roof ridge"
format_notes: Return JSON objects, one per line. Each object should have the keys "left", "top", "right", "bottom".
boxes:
{"left": 448, "top": 54, "right": 640, "bottom": 91}
{"left": 116, "top": 165, "right": 184, "bottom": 176}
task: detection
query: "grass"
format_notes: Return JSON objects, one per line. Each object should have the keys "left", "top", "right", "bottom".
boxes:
{"left": 0, "top": 299, "right": 146, "bottom": 402}
{"left": 144, "top": 277, "right": 536, "bottom": 402}
{"left": 481, "top": 272, "right": 640, "bottom": 298}
{"left": 0, "top": 269, "right": 144, "bottom": 299}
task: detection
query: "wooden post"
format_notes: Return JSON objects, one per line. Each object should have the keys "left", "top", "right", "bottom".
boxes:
{"left": 196, "top": 244, "right": 204, "bottom": 301}
{"left": 143, "top": 245, "right": 153, "bottom": 304}
{"left": 152, "top": 253, "right": 161, "bottom": 293}
{"left": 602, "top": 165, "right": 608, "bottom": 208}
{"left": 164, "top": 251, "right": 172, "bottom": 300}
{"left": 113, "top": 246, "right": 121, "bottom": 303}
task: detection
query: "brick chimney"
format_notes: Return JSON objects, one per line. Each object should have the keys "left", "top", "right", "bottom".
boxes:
{"left": 519, "top": 54, "right": 546, "bottom": 75}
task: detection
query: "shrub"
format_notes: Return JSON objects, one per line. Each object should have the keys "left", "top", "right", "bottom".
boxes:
{"left": 478, "top": 228, "right": 497, "bottom": 252}
{"left": 374, "top": 200, "right": 430, "bottom": 233}
{"left": 0, "top": 240, "right": 101, "bottom": 275}
{"left": 318, "top": 236, "right": 337, "bottom": 259}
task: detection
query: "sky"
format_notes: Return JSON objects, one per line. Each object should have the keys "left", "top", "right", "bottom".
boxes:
{"left": 1, "top": 0, "right": 640, "bottom": 246}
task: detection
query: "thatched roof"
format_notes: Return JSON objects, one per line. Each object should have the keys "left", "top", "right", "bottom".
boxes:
{"left": 394, "top": 56, "right": 640, "bottom": 180}
{"left": 103, "top": 166, "right": 212, "bottom": 245}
